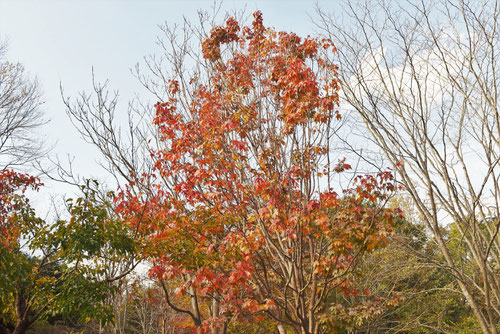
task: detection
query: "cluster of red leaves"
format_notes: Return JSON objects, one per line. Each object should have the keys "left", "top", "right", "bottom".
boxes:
{"left": 0, "top": 169, "right": 41, "bottom": 248}
{"left": 116, "top": 12, "right": 402, "bottom": 331}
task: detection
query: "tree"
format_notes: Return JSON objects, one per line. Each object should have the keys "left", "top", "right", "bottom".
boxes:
{"left": 349, "top": 197, "right": 477, "bottom": 333}
{"left": 317, "top": 0, "right": 500, "bottom": 332}
{"left": 0, "top": 173, "right": 139, "bottom": 334}
{"left": 0, "top": 42, "right": 47, "bottom": 169}
{"left": 117, "top": 12, "right": 401, "bottom": 334}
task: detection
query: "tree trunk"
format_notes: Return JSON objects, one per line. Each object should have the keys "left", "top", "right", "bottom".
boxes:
{"left": 210, "top": 298, "right": 221, "bottom": 334}
{"left": 11, "top": 322, "right": 29, "bottom": 334}
{"left": 277, "top": 323, "right": 286, "bottom": 334}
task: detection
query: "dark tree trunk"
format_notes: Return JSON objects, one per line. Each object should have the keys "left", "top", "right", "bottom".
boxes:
{"left": 11, "top": 322, "right": 29, "bottom": 334}
{"left": 11, "top": 288, "right": 33, "bottom": 334}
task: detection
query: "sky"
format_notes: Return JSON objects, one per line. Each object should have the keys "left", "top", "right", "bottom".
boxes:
{"left": 0, "top": 0, "right": 336, "bottom": 212}
{"left": 1, "top": 0, "right": 495, "bottom": 224}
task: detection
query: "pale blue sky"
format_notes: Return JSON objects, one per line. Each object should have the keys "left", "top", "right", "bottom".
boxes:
{"left": 0, "top": 0, "right": 335, "bottom": 210}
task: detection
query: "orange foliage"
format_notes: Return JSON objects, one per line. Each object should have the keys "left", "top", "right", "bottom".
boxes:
{"left": 117, "top": 12, "right": 401, "bottom": 333}
{"left": 0, "top": 169, "right": 41, "bottom": 248}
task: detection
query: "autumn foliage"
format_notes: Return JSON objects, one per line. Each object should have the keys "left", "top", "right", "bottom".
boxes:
{"left": 0, "top": 169, "right": 41, "bottom": 249}
{"left": 116, "top": 12, "right": 401, "bottom": 334}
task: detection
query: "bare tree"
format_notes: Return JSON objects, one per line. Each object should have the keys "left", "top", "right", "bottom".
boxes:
{"left": 317, "top": 0, "right": 500, "bottom": 332}
{"left": 0, "top": 42, "right": 47, "bottom": 170}
{"left": 61, "top": 5, "right": 231, "bottom": 193}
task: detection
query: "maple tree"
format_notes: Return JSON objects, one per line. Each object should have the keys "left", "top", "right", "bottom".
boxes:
{"left": 116, "top": 12, "right": 402, "bottom": 334}
{"left": 0, "top": 169, "right": 40, "bottom": 250}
